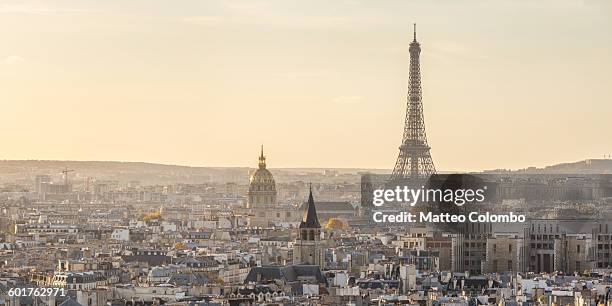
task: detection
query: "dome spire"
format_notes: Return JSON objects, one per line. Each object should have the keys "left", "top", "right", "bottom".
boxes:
{"left": 258, "top": 145, "right": 266, "bottom": 169}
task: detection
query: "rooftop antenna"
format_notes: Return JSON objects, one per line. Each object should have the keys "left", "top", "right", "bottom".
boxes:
{"left": 413, "top": 23, "right": 417, "bottom": 41}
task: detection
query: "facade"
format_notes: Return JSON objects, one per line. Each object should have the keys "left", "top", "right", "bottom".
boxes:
{"left": 554, "top": 234, "right": 591, "bottom": 273}
{"left": 593, "top": 221, "right": 612, "bottom": 268}
{"left": 484, "top": 233, "right": 525, "bottom": 273}
{"left": 452, "top": 222, "right": 492, "bottom": 274}
{"left": 110, "top": 228, "right": 130, "bottom": 241}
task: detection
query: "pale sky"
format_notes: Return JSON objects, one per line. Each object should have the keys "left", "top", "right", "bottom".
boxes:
{"left": 1, "top": 0, "right": 611, "bottom": 171}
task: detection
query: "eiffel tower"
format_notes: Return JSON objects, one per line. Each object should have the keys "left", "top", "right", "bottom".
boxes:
{"left": 390, "top": 24, "right": 436, "bottom": 184}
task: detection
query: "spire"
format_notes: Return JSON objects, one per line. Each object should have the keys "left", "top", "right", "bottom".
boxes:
{"left": 258, "top": 145, "right": 266, "bottom": 169}
{"left": 413, "top": 23, "right": 417, "bottom": 42}
{"left": 301, "top": 183, "right": 321, "bottom": 228}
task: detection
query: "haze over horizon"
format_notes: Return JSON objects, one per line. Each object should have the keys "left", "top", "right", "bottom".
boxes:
{"left": 0, "top": 157, "right": 604, "bottom": 173}
{"left": 1, "top": 0, "right": 611, "bottom": 171}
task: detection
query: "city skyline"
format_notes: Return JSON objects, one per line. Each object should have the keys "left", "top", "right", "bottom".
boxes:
{"left": 1, "top": 0, "right": 611, "bottom": 171}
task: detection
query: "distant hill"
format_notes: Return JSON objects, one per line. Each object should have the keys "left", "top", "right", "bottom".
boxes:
{"left": 484, "top": 159, "right": 612, "bottom": 174}
{"left": 0, "top": 160, "right": 388, "bottom": 185}
{"left": 540, "top": 159, "right": 612, "bottom": 173}
{"left": 0, "top": 160, "right": 246, "bottom": 185}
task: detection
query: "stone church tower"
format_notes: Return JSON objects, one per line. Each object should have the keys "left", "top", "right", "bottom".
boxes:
{"left": 293, "top": 186, "right": 325, "bottom": 266}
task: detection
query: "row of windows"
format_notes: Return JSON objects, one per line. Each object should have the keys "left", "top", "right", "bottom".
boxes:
{"left": 300, "top": 230, "right": 319, "bottom": 240}
{"left": 427, "top": 242, "right": 451, "bottom": 248}
{"left": 531, "top": 224, "right": 558, "bottom": 233}
{"left": 136, "top": 251, "right": 166, "bottom": 256}
{"left": 250, "top": 184, "right": 275, "bottom": 191}
{"left": 463, "top": 242, "right": 486, "bottom": 248}
{"left": 492, "top": 244, "right": 513, "bottom": 253}
{"left": 529, "top": 224, "right": 611, "bottom": 234}
{"left": 250, "top": 195, "right": 276, "bottom": 203}
{"left": 530, "top": 243, "right": 554, "bottom": 249}
{"left": 530, "top": 235, "right": 561, "bottom": 240}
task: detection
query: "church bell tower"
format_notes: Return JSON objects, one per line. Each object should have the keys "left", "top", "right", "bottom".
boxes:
{"left": 293, "top": 185, "right": 325, "bottom": 266}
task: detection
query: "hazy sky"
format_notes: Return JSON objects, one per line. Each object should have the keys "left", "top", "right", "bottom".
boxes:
{"left": 1, "top": 0, "right": 611, "bottom": 171}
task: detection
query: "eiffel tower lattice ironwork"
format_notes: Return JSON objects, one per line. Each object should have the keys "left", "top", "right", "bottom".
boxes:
{"left": 390, "top": 24, "right": 436, "bottom": 183}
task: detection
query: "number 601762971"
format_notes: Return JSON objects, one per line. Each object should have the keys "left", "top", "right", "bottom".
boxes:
{"left": 7, "top": 288, "right": 66, "bottom": 297}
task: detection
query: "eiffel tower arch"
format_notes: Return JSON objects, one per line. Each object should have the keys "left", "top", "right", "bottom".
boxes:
{"left": 390, "top": 24, "right": 436, "bottom": 186}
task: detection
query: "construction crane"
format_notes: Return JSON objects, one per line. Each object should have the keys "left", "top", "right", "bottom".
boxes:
{"left": 61, "top": 167, "right": 75, "bottom": 186}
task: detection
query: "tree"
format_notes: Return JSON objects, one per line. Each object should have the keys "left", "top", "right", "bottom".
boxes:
{"left": 325, "top": 218, "right": 347, "bottom": 231}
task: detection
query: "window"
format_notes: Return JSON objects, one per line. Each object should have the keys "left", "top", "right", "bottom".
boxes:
{"left": 508, "top": 244, "right": 512, "bottom": 252}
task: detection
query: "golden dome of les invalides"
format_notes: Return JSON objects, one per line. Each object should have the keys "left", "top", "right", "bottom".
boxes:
{"left": 246, "top": 146, "right": 277, "bottom": 209}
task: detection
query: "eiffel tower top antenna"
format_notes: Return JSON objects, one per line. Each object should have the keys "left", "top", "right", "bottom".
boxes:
{"left": 413, "top": 23, "right": 416, "bottom": 41}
